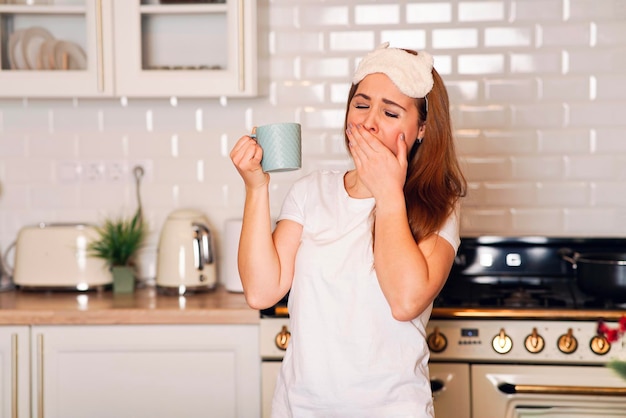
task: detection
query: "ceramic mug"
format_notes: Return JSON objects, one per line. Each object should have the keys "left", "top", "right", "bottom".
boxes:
{"left": 252, "top": 123, "right": 302, "bottom": 172}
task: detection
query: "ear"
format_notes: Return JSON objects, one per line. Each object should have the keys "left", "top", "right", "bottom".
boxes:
{"left": 417, "top": 124, "right": 426, "bottom": 141}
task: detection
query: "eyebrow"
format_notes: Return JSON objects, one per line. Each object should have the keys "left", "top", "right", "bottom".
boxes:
{"left": 354, "top": 93, "right": 407, "bottom": 112}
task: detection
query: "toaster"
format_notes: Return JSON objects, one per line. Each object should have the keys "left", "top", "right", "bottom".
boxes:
{"left": 10, "top": 223, "right": 111, "bottom": 290}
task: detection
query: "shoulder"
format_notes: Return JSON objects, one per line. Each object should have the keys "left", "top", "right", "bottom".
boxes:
{"left": 292, "top": 169, "right": 344, "bottom": 190}
{"left": 437, "top": 202, "right": 461, "bottom": 252}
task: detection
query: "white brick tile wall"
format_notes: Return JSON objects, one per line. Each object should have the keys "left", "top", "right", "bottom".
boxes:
{"left": 484, "top": 27, "right": 533, "bottom": 48}
{"left": 458, "top": 54, "right": 504, "bottom": 74}
{"left": 512, "top": 0, "right": 562, "bottom": 21}
{"left": 355, "top": 5, "right": 400, "bottom": 25}
{"left": 406, "top": 3, "right": 452, "bottom": 24}
{"left": 298, "top": 6, "right": 349, "bottom": 27}
{"left": 380, "top": 30, "right": 427, "bottom": 50}
{"left": 458, "top": 1, "right": 506, "bottom": 22}
{"left": 433, "top": 28, "right": 480, "bottom": 49}
{"left": 1, "top": 0, "right": 626, "bottom": 282}
{"left": 510, "top": 51, "right": 561, "bottom": 74}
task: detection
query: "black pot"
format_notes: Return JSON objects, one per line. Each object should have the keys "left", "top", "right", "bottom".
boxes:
{"left": 561, "top": 251, "right": 626, "bottom": 302}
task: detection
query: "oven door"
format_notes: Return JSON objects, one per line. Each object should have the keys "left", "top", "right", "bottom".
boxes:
{"left": 262, "top": 361, "right": 470, "bottom": 418}
{"left": 262, "top": 360, "right": 281, "bottom": 418}
{"left": 430, "top": 363, "right": 470, "bottom": 418}
{"left": 472, "top": 364, "right": 626, "bottom": 418}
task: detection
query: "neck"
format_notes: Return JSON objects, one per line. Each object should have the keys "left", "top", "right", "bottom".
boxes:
{"left": 344, "top": 170, "right": 373, "bottom": 199}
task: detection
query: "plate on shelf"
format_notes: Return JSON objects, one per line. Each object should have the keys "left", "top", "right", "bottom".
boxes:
{"left": 8, "top": 29, "right": 27, "bottom": 70}
{"left": 39, "top": 39, "right": 58, "bottom": 70}
{"left": 21, "top": 26, "right": 55, "bottom": 70}
{"left": 53, "top": 40, "right": 86, "bottom": 70}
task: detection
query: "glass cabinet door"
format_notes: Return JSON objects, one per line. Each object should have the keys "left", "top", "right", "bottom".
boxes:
{"left": 114, "top": 0, "right": 257, "bottom": 98}
{"left": 0, "top": 0, "right": 114, "bottom": 97}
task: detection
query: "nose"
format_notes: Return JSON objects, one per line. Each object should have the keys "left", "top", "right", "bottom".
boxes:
{"left": 361, "top": 109, "right": 379, "bottom": 134}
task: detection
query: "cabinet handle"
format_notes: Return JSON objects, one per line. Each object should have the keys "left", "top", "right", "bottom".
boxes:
{"left": 37, "top": 334, "right": 44, "bottom": 418}
{"left": 11, "top": 334, "right": 17, "bottom": 418}
{"left": 96, "top": 0, "right": 105, "bottom": 92}
{"left": 238, "top": 0, "right": 245, "bottom": 91}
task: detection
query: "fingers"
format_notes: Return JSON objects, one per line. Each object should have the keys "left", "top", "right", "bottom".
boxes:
{"left": 230, "top": 134, "right": 255, "bottom": 160}
{"left": 347, "top": 123, "right": 381, "bottom": 154}
{"left": 396, "top": 133, "right": 407, "bottom": 164}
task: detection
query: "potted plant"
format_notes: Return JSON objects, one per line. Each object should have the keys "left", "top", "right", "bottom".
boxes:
{"left": 88, "top": 209, "right": 147, "bottom": 293}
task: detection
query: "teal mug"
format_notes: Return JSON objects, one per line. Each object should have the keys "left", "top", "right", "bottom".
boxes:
{"left": 252, "top": 123, "right": 302, "bottom": 172}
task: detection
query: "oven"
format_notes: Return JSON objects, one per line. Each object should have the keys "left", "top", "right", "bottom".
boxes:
{"left": 429, "top": 236, "right": 626, "bottom": 418}
{"left": 260, "top": 237, "right": 626, "bottom": 418}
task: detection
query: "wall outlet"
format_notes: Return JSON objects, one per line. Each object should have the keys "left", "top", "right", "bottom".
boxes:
{"left": 81, "top": 161, "right": 105, "bottom": 182}
{"left": 107, "top": 161, "right": 127, "bottom": 182}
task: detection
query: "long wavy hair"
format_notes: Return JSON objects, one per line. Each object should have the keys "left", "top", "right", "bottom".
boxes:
{"left": 344, "top": 52, "right": 467, "bottom": 243}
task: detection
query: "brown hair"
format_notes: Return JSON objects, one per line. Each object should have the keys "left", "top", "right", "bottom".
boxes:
{"left": 343, "top": 53, "right": 467, "bottom": 243}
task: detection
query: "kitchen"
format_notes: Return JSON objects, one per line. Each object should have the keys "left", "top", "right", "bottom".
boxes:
{"left": 1, "top": 0, "right": 626, "bottom": 417}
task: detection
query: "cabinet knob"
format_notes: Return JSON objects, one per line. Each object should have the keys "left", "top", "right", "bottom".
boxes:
{"left": 426, "top": 327, "right": 448, "bottom": 353}
{"left": 492, "top": 328, "right": 513, "bottom": 354}
{"left": 524, "top": 327, "right": 545, "bottom": 354}
{"left": 557, "top": 328, "right": 578, "bottom": 354}
{"left": 275, "top": 326, "right": 291, "bottom": 351}
{"left": 590, "top": 335, "right": 611, "bottom": 355}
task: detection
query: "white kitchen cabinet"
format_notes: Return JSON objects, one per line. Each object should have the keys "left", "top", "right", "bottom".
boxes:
{"left": 0, "top": 0, "right": 115, "bottom": 97}
{"left": 31, "top": 324, "right": 260, "bottom": 418}
{"left": 0, "top": 326, "right": 30, "bottom": 418}
{"left": 0, "top": 0, "right": 257, "bottom": 98}
{"left": 113, "top": 0, "right": 257, "bottom": 97}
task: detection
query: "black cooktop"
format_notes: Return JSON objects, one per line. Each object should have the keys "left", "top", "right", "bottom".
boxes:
{"left": 435, "top": 236, "right": 626, "bottom": 310}
{"left": 262, "top": 237, "right": 626, "bottom": 317}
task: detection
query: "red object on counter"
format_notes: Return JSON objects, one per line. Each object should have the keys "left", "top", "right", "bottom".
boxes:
{"left": 597, "top": 316, "right": 626, "bottom": 343}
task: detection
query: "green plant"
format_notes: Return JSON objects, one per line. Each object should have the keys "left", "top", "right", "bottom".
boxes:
{"left": 88, "top": 210, "right": 146, "bottom": 268}
{"left": 608, "top": 360, "right": 626, "bottom": 381}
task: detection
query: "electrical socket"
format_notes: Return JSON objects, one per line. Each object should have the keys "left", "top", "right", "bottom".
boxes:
{"left": 107, "top": 161, "right": 128, "bottom": 182}
{"left": 81, "top": 161, "right": 105, "bottom": 182}
{"left": 77, "top": 160, "right": 153, "bottom": 183}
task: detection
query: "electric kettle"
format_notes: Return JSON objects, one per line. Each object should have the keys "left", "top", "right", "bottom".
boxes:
{"left": 156, "top": 209, "right": 217, "bottom": 294}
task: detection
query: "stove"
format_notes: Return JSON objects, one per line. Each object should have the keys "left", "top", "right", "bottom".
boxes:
{"left": 260, "top": 236, "right": 626, "bottom": 418}
{"left": 429, "top": 236, "right": 626, "bottom": 363}
{"left": 435, "top": 236, "right": 626, "bottom": 311}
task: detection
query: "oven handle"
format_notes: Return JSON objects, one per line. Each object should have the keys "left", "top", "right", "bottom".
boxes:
{"left": 430, "top": 379, "right": 445, "bottom": 394}
{"left": 498, "top": 382, "right": 626, "bottom": 397}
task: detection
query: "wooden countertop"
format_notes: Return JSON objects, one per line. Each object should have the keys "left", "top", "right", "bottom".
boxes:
{"left": 0, "top": 285, "right": 259, "bottom": 325}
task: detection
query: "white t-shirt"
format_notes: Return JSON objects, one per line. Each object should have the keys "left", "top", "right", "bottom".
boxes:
{"left": 272, "top": 170, "right": 460, "bottom": 418}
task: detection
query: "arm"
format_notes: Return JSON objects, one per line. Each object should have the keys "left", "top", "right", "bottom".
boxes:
{"left": 347, "top": 125, "right": 455, "bottom": 320}
{"left": 373, "top": 197, "right": 455, "bottom": 321}
{"left": 230, "top": 134, "right": 300, "bottom": 309}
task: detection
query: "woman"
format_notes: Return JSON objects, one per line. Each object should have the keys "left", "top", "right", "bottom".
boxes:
{"left": 230, "top": 43, "right": 466, "bottom": 417}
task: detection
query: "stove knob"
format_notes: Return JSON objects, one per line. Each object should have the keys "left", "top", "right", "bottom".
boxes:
{"left": 590, "top": 335, "right": 611, "bottom": 355}
{"left": 275, "top": 325, "right": 291, "bottom": 351}
{"left": 427, "top": 327, "right": 448, "bottom": 353}
{"left": 557, "top": 328, "right": 578, "bottom": 354}
{"left": 492, "top": 329, "right": 513, "bottom": 354}
{"left": 524, "top": 328, "right": 545, "bottom": 354}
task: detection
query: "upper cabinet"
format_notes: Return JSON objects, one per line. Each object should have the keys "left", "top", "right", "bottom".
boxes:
{"left": 0, "top": 0, "right": 257, "bottom": 98}
{"left": 0, "top": 0, "right": 115, "bottom": 97}
{"left": 114, "top": 0, "right": 257, "bottom": 98}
